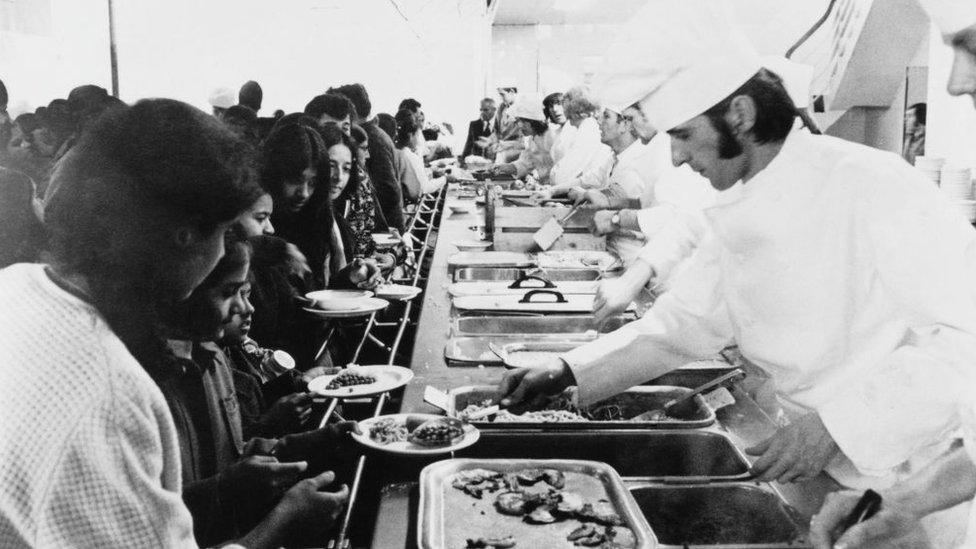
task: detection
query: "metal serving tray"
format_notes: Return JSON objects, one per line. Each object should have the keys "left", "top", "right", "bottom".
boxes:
{"left": 445, "top": 337, "right": 598, "bottom": 366}
{"left": 628, "top": 483, "right": 808, "bottom": 548}
{"left": 418, "top": 458, "right": 655, "bottom": 549}
{"left": 452, "top": 314, "right": 633, "bottom": 337}
{"left": 447, "top": 385, "right": 716, "bottom": 429}
{"left": 453, "top": 267, "right": 605, "bottom": 283}
{"left": 456, "top": 430, "right": 752, "bottom": 482}
{"left": 447, "top": 251, "right": 535, "bottom": 270}
{"left": 536, "top": 250, "right": 622, "bottom": 271}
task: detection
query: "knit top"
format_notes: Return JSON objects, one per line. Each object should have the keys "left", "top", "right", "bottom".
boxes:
{"left": 0, "top": 263, "right": 199, "bottom": 548}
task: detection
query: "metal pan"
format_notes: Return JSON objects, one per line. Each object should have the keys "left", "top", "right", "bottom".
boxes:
{"left": 418, "top": 458, "right": 655, "bottom": 549}
{"left": 444, "top": 336, "right": 600, "bottom": 367}
{"left": 447, "top": 385, "right": 716, "bottom": 429}
{"left": 453, "top": 267, "right": 605, "bottom": 283}
{"left": 536, "top": 250, "right": 622, "bottom": 271}
{"left": 453, "top": 290, "right": 635, "bottom": 314}
{"left": 452, "top": 314, "right": 633, "bottom": 337}
{"left": 447, "top": 251, "right": 535, "bottom": 270}
{"left": 628, "top": 482, "right": 809, "bottom": 548}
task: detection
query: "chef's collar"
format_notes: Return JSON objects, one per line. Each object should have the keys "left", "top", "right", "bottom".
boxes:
{"left": 616, "top": 137, "right": 646, "bottom": 163}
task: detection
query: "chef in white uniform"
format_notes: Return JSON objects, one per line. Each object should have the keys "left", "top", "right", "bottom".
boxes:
{"left": 498, "top": 0, "right": 976, "bottom": 492}
{"left": 809, "top": 1, "right": 976, "bottom": 547}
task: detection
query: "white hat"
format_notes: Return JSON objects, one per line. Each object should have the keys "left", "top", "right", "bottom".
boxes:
{"left": 761, "top": 56, "right": 814, "bottom": 109}
{"left": 918, "top": 0, "right": 976, "bottom": 36}
{"left": 631, "top": 0, "right": 762, "bottom": 132}
{"left": 496, "top": 81, "right": 519, "bottom": 91}
{"left": 508, "top": 94, "right": 546, "bottom": 123}
{"left": 208, "top": 87, "right": 237, "bottom": 109}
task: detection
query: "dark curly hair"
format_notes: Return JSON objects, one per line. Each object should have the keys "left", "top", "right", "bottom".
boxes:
{"left": 44, "top": 98, "right": 262, "bottom": 380}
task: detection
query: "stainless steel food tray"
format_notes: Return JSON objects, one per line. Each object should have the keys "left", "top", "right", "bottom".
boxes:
{"left": 418, "top": 458, "right": 655, "bottom": 549}
{"left": 447, "top": 385, "right": 716, "bottom": 429}
{"left": 536, "top": 250, "right": 621, "bottom": 271}
{"left": 447, "top": 251, "right": 535, "bottom": 269}
{"left": 453, "top": 267, "right": 606, "bottom": 283}
{"left": 628, "top": 482, "right": 809, "bottom": 548}
{"left": 445, "top": 337, "right": 598, "bottom": 366}
{"left": 452, "top": 314, "right": 633, "bottom": 337}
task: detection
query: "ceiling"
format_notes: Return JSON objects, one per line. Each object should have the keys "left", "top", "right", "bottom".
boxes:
{"left": 492, "top": 0, "right": 833, "bottom": 55}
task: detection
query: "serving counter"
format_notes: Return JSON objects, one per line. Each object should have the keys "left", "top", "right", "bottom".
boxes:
{"left": 337, "top": 185, "right": 841, "bottom": 548}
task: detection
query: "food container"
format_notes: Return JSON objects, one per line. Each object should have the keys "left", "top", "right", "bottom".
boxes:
{"left": 453, "top": 290, "right": 634, "bottom": 314}
{"left": 447, "top": 385, "right": 716, "bottom": 429}
{"left": 447, "top": 251, "right": 535, "bottom": 270}
{"left": 628, "top": 483, "right": 808, "bottom": 548}
{"left": 449, "top": 277, "right": 599, "bottom": 297}
{"left": 453, "top": 267, "right": 605, "bottom": 283}
{"left": 452, "top": 314, "right": 632, "bottom": 337}
{"left": 536, "top": 250, "right": 621, "bottom": 271}
{"left": 444, "top": 337, "right": 598, "bottom": 367}
{"left": 304, "top": 289, "right": 374, "bottom": 311}
{"left": 418, "top": 458, "right": 655, "bottom": 549}
{"left": 456, "top": 430, "right": 752, "bottom": 482}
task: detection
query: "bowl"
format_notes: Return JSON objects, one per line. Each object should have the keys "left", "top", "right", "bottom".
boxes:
{"left": 304, "top": 289, "right": 375, "bottom": 311}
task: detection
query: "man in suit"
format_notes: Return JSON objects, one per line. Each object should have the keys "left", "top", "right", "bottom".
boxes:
{"left": 462, "top": 97, "right": 496, "bottom": 159}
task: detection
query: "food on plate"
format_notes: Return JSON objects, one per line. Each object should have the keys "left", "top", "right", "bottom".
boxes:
{"left": 452, "top": 469, "right": 505, "bottom": 499}
{"left": 606, "top": 526, "right": 637, "bottom": 548}
{"left": 524, "top": 506, "right": 557, "bottom": 524}
{"left": 407, "top": 418, "right": 465, "bottom": 447}
{"left": 577, "top": 500, "right": 622, "bottom": 526}
{"left": 324, "top": 370, "right": 376, "bottom": 391}
{"left": 515, "top": 469, "right": 546, "bottom": 485}
{"left": 556, "top": 491, "right": 585, "bottom": 514}
{"left": 368, "top": 417, "right": 408, "bottom": 444}
{"left": 567, "top": 523, "right": 598, "bottom": 542}
{"left": 465, "top": 536, "right": 516, "bottom": 548}
{"left": 543, "top": 469, "right": 565, "bottom": 489}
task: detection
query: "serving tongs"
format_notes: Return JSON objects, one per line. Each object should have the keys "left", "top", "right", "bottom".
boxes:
{"left": 424, "top": 385, "right": 501, "bottom": 422}
{"left": 630, "top": 368, "right": 745, "bottom": 421}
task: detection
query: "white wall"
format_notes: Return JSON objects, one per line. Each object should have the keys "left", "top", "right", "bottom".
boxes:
{"left": 0, "top": 0, "right": 111, "bottom": 116}
{"left": 2, "top": 1, "right": 492, "bottom": 134}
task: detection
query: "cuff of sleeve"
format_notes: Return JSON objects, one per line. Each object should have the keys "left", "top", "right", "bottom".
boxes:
{"left": 638, "top": 239, "right": 680, "bottom": 282}
{"left": 817, "top": 391, "right": 904, "bottom": 476}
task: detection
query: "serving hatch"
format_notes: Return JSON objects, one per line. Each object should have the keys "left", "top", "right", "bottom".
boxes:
{"left": 418, "top": 458, "right": 655, "bottom": 549}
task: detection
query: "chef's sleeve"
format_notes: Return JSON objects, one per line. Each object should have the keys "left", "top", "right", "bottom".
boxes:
{"left": 817, "top": 158, "right": 976, "bottom": 474}
{"left": 637, "top": 208, "right": 709, "bottom": 283}
{"left": 560, "top": 235, "right": 735, "bottom": 405}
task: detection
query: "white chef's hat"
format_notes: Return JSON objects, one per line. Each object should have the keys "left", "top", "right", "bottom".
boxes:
{"left": 917, "top": 0, "right": 976, "bottom": 36}
{"left": 508, "top": 94, "right": 547, "bottom": 123}
{"left": 208, "top": 87, "right": 237, "bottom": 109}
{"left": 496, "top": 81, "right": 519, "bottom": 91}
{"left": 761, "top": 56, "right": 815, "bottom": 109}
{"left": 625, "top": 0, "right": 762, "bottom": 132}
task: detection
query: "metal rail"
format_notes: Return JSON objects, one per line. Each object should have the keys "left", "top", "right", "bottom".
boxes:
{"left": 318, "top": 186, "right": 446, "bottom": 549}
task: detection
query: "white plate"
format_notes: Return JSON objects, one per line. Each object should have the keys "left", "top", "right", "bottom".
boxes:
{"left": 453, "top": 240, "right": 491, "bottom": 252}
{"left": 352, "top": 413, "right": 480, "bottom": 455}
{"left": 305, "top": 289, "right": 375, "bottom": 310}
{"left": 301, "top": 297, "right": 389, "bottom": 318}
{"left": 448, "top": 204, "right": 474, "bottom": 214}
{"left": 307, "top": 365, "right": 414, "bottom": 398}
{"left": 373, "top": 284, "right": 422, "bottom": 301}
{"left": 371, "top": 233, "right": 402, "bottom": 248}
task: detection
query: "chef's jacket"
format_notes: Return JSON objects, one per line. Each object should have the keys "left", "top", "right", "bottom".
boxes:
{"left": 512, "top": 126, "right": 557, "bottom": 183}
{"left": 549, "top": 117, "right": 614, "bottom": 192}
{"left": 604, "top": 135, "right": 714, "bottom": 283}
{"left": 562, "top": 129, "right": 976, "bottom": 481}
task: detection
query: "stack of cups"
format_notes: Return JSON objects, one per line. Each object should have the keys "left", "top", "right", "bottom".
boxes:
{"left": 941, "top": 166, "right": 976, "bottom": 223}
{"left": 915, "top": 156, "right": 945, "bottom": 184}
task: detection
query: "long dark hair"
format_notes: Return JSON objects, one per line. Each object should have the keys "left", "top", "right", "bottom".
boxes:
{"left": 394, "top": 108, "right": 419, "bottom": 149}
{"left": 44, "top": 99, "right": 262, "bottom": 380}
{"left": 261, "top": 122, "right": 334, "bottom": 288}
{"left": 318, "top": 123, "right": 361, "bottom": 203}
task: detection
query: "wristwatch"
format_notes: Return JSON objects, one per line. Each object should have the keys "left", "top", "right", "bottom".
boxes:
{"left": 610, "top": 212, "right": 621, "bottom": 228}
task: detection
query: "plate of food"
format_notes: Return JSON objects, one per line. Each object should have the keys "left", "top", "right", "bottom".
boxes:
{"left": 352, "top": 413, "right": 480, "bottom": 455}
{"left": 301, "top": 297, "right": 389, "bottom": 318}
{"left": 304, "top": 289, "right": 375, "bottom": 311}
{"left": 373, "top": 284, "right": 422, "bottom": 301}
{"left": 306, "top": 365, "right": 414, "bottom": 398}
{"left": 371, "top": 232, "right": 402, "bottom": 250}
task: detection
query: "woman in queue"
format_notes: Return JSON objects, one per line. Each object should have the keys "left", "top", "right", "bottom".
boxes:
{"left": 260, "top": 122, "right": 381, "bottom": 290}
{"left": 394, "top": 108, "right": 446, "bottom": 203}
{"left": 548, "top": 85, "right": 614, "bottom": 195}
{"left": 488, "top": 94, "right": 557, "bottom": 184}
{"left": 0, "top": 98, "right": 346, "bottom": 548}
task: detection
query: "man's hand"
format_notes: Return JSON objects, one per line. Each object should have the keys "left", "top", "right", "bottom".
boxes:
{"left": 746, "top": 412, "right": 839, "bottom": 483}
{"left": 566, "top": 186, "right": 587, "bottom": 204}
{"left": 275, "top": 471, "right": 350, "bottom": 539}
{"left": 220, "top": 453, "right": 308, "bottom": 499}
{"left": 264, "top": 392, "right": 314, "bottom": 431}
{"left": 809, "top": 491, "right": 921, "bottom": 549}
{"left": 592, "top": 277, "right": 642, "bottom": 323}
{"left": 372, "top": 252, "right": 397, "bottom": 271}
{"left": 349, "top": 258, "right": 382, "bottom": 290}
{"left": 489, "top": 163, "right": 516, "bottom": 176}
{"left": 497, "top": 359, "right": 575, "bottom": 413}
{"left": 590, "top": 210, "right": 619, "bottom": 236}
{"left": 578, "top": 190, "right": 611, "bottom": 208}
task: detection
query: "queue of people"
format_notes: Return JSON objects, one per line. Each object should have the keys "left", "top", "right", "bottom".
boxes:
{"left": 0, "top": 76, "right": 451, "bottom": 547}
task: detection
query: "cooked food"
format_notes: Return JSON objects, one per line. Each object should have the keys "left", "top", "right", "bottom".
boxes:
{"left": 524, "top": 506, "right": 557, "bottom": 524}
{"left": 578, "top": 500, "right": 622, "bottom": 526}
{"left": 452, "top": 469, "right": 505, "bottom": 499}
{"left": 459, "top": 391, "right": 690, "bottom": 424}
{"left": 408, "top": 418, "right": 464, "bottom": 447}
{"left": 606, "top": 526, "right": 637, "bottom": 549}
{"left": 465, "top": 536, "right": 516, "bottom": 548}
{"left": 494, "top": 491, "right": 527, "bottom": 516}
{"left": 515, "top": 469, "right": 546, "bottom": 485}
{"left": 542, "top": 469, "right": 565, "bottom": 489}
{"left": 368, "top": 418, "right": 408, "bottom": 444}
{"left": 325, "top": 370, "right": 376, "bottom": 391}
{"left": 556, "top": 491, "right": 584, "bottom": 514}
{"left": 567, "top": 524, "right": 597, "bottom": 542}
